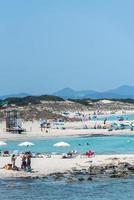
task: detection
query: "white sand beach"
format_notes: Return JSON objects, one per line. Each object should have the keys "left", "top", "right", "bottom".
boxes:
{"left": 0, "top": 154, "right": 134, "bottom": 179}
{"left": 0, "top": 119, "right": 134, "bottom": 141}
{"left": 0, "top": 128, "right": 134, "bottom": 142}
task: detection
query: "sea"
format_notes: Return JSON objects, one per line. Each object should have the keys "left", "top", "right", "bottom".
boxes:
{"left": 0, "top": 178, "right": 134, "bottom": 200}
{"left": 97, "top": 113, "right": 134, "bottom": 121}
{"left": 5, "top": 135, "right": 134, "bottom": 154}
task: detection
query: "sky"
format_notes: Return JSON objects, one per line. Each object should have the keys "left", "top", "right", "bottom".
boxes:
{"left": 0, "top": 0, "right": 134, "bottom": 95}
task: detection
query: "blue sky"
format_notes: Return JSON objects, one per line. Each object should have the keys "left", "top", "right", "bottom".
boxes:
{"left": 0, "top": 0, "right": 134, "bottom": 95}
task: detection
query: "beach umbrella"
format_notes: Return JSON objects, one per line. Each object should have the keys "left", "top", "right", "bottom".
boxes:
{"left": 0, "top": 141, "right": 7, "bottom": 152}
{"left": 0, "top": 141, "right": 7, "bottom": 146}
{"left": 18, "top": 142, "right": 34, "bottom": 147}
{"left": 53, "top": 142, "right": 70, "bottom": 147}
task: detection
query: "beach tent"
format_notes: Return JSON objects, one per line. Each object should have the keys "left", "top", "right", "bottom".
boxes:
{"left": 18, "top": 142, "right": 34, "bottom": 147}
{"left": 53, "top": 142, "right": 70, "bottom": 147}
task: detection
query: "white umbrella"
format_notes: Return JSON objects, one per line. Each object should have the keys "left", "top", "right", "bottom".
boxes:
{"left": 53, "top": 142, "right": 70, "bottom": 147}
{"left": 18, "top": 142, "right": 34, "bottom": 147}
{"left": 0, "top": 141, "right": 7, "bottom": 146}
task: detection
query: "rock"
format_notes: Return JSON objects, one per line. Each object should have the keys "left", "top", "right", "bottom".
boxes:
{"left": 104, "top": 169, "right": 115, "bottom": 176}
{"left": 88, "top": 165, "right": 104, "bottom": 175}
{"left": 110, "top": 171, "right": 129, "bottom": 178}
{"left": 87, "top": 176, "right": 93, "bottom": 181}
{"left": 24, "top": 176, "right": 32, "bottom": 179}
{"left": 67, "top": 176, "right": 77, "bottom": 183}
{"left": 78, "top": 177, "right": 85, "bottom": 182}
{"left": 51, "top": 172, "right": 65, "bottom": 181}
{"left": 41, "top": 176, "right": 48, "bottom": 179}
{"left": 32, "top": 176, "right": 39, "bottom": 179}
{"left": 125, "top": 163, "right": 134, "bottom": 171}
{"left": 71, "top": 170, "right": 83, "bottom": 175}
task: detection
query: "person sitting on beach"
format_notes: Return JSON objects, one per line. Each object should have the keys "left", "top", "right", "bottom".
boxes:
{"left": 85, "top": 150, "right": 95, "bottom": 157}
{"left": 67, "top": 151, "right": 73, "bottom": 157}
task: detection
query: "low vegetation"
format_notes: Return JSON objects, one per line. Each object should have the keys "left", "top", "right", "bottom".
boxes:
{"left": 0, "top": 95, "right": 65, "bottom": 107}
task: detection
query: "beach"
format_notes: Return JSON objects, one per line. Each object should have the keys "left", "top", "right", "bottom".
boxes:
{"left": 0, "top": 115, "right": 134, "bottom": 179}
{"left": 1, "top": 154, "right": 134, "bottom": 179}
{"left": 0, "top": 118, "right": 134, "bottom": 142}
{"left": 0, "top": 129, "right": 134, "bottom": 143}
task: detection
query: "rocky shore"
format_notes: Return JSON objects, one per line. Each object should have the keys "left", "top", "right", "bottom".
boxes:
{"left": 36, "top": 161, "right": 134, "bottom": 183}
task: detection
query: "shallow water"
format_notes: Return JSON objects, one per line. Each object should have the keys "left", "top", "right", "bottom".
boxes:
{"left": 5, "top": 135, "right": 134, "bottom": 154}
{"left": 0, "top": 178, "right": 134, "bottom": 200}
{"left": 97, "top": 113, "right": 134, "bottom": 121}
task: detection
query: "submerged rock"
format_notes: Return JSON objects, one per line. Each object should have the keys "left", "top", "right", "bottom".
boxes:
{"left": 49, "top": 172, "right": 65, "bottom": 181}
{"left": 110, "top": 171, "right": 130, "bottom": 178}
{"left": 66, "top": 176, "right": 77, "bottom": 183}
{"left": 78, "top": 177, "right": 85, "bottom": 182}
{"left": 87, "top": 176, "right": 93, "bottom": 181}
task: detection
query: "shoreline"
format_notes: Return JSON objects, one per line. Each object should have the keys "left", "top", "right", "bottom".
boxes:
{"left": 0, "top": 112, "right": 134, "bottom": 141}
{"left": 0, "top": 128, "right": 134, "bottom": 142}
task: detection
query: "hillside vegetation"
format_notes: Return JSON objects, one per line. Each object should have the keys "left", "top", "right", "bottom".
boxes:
{"left": 0, "top": 95, "right": 64, "bottom": 107}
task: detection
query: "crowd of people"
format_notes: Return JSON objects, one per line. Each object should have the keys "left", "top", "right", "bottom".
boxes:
{"left": 11, "top": 152, "right": 32, "bottom": 172}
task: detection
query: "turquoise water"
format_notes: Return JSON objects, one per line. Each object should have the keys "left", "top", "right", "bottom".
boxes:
{"left": 2, "top": 135, "right": 134, "bottom": 200}
{"left": 97, "top": 113, "right": 134, "bottom": 121}
{"left": 0, "top": 178, "right": 134, "bottom": 200}
{"left": 4, "top": 135, "right": 134, "bottom": 154}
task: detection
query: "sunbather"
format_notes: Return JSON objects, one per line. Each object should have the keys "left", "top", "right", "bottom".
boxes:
{"left": 85, "top": 150, "right": 95, "bottom": 157}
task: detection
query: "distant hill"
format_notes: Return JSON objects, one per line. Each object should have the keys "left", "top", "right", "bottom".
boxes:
{"left": 53, "top": 85, "right": 134, "bottom": 99}
{"left": 0, "top": 93, "right": 30, "bottom": 100}
{"left": 53, "top": 88, "right": 99, "bottom": 99}
{"left": 0, "top": 95, "right": 64, "bottom": 107}
{"left": 108, "top": 85, "right": 134, "bottom": 97}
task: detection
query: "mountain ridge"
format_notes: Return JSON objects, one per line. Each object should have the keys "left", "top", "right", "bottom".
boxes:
{"left": 53, "top": 85, "right": 134, "bottom": 99}
{"left": 1, "top": 85, "right": 134, "bottom": 100}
